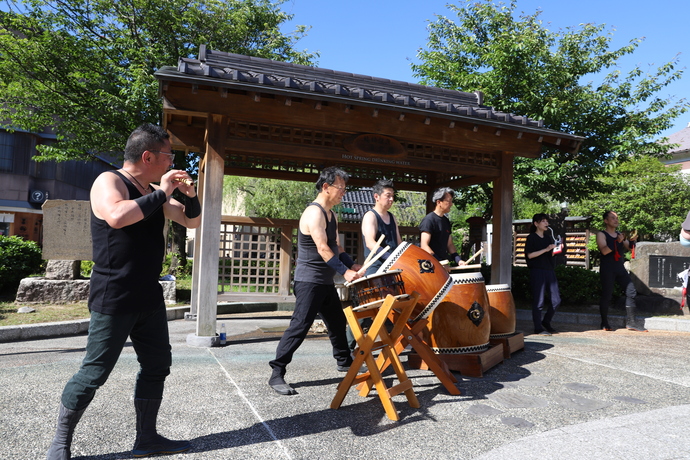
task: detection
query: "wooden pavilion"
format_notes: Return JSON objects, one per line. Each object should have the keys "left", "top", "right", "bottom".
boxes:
{"left": 154, "top": 46, "right": 583, "bottom": 342}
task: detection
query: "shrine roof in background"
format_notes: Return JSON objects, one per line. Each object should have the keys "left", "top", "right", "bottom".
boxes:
{"left": 155, "top": 45, "right": 584, "bottom": 191}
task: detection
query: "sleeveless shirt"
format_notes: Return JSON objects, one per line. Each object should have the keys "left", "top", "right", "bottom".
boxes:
{"left": 363, "top": 209, "right": 398, "bottom": 274}
{"left": 600, "top": 231, "right": 625, "bottom": 267}
{"left": 294, "top": 202, "right": 339, "bottom": 285}
{"left": 89, "top": 170, "right": 165, "bottom": 314}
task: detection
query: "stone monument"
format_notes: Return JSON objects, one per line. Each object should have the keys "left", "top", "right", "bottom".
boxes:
{"left": 15, "top": 200, "right": 175, "bottom": 304}
{"left": 630, "top": 241, "right": 689, "bottom": 315}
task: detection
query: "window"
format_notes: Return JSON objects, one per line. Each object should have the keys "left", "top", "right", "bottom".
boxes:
{"left": 0, "top": 131, "right": 14, "bottom": 172}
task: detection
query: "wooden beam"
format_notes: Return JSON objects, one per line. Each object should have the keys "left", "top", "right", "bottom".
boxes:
{"left": 224, "top": 137, "right": 502, "bottom": 177}
{"left": 161, "top": 86, "right": 560, "bottom": 155}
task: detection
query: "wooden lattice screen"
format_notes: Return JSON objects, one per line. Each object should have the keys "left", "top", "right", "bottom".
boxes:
{"left": 218, "top": 222, "right": 293, "bottom": 294}
{"left": 216, "top": 217, "right": 421, "bottom": 299}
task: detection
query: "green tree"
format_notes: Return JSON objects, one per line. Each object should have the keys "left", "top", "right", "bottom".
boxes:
{"left": 512, "top": 183, "right": 561, "bottom": 220}
{"left": 223, "top": 176, "right": 314, "bottom": 219}
{"left": 390, "top": 190, "right": 426, "bottom": 227}
{"left": 0, "top": 0, "right": 316, "bottom": 274}
{"left": 0, "top": 0, "right": 316, "bottom": 162}
{"left": 570, "top": 157, "right": 690, "bottom": 241}
{"left": 413, "top": 0, "right": 688, "bottom": 208}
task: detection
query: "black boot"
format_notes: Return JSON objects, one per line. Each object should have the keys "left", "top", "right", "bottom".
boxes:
{"left": 600, "top": 305, "right": 611, "bottom": 330}
{"left": 132, "top": 399, "right": 191, "bottom": 458}
{"left": 46, "top": 403, "right": 86, "bottom": 460}
{"left": 626, "top": 306, "right": 648, "bottom": 332}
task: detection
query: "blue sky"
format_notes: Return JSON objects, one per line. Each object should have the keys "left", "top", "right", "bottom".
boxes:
{"left": 281, "top": 0, "right": 689, "bottom": 139}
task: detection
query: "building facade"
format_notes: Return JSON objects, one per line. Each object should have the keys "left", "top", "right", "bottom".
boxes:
{"left": 0, "top": 127, "right": 115, "bottom": 243}
{"left": 664, "top": 122, "right": 690, "bottom": 174}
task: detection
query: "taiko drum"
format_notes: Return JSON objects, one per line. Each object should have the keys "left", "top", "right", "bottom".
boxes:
{"left": 376, "top": 242, "right": 452, "bottom": 321}
{"left": 347, "top": 270, "right": 406, "bottom": 312}
{"left": 422, "top": 272, "right": 491, "bottom": 354}
{"left": 485, "top": 284, "right": 516, "bottom": 337}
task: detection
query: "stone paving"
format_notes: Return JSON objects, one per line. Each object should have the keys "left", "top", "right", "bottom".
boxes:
{"left": 1, "top": 313, "right": 690, "bottom": 459}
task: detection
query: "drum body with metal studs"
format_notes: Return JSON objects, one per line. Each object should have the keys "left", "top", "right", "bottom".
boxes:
{"left": 377, "top": 242, "right": 452, "bottom": 321}
{"left": 485, "top": 284, "right": 516, "bottom": 337}
{"left": 422, "top": 272, "right": 491, "bottom": 354}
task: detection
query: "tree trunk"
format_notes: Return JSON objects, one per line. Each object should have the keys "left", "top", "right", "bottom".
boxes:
{"left": 168, "top": 221, "right": 188, "bottom": 275}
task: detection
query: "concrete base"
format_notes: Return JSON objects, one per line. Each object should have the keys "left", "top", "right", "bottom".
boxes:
{"left": 186, "top": 332, "right": 221, "bottom": 348}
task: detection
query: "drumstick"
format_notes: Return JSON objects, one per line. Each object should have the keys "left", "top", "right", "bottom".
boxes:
{"left": 464, "top": 247, "right": 484, "bottom": 265}
{"left": 449, "top": 264, "right": 482, "bottom": 271}
{"left": 362, "top": 234, "right": 385, "bottom": 267}
{"left": 357, "top": 245, "right": 390, "bottom": 275}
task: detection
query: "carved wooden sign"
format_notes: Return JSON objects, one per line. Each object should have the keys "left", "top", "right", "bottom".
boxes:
{"left": 343, "top": 134, "right": 406, "bottom": 158}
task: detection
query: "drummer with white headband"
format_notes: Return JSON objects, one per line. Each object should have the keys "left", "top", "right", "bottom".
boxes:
{"left": 419, "top": 187, "right": 466, "bottom": 269}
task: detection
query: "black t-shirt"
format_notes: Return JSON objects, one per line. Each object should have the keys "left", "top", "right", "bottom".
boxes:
{"left": 524, "top": 232, "right": 555, "bottom": 270}
{"left": 419, "top": 212, "right": 451, "bottom": 261}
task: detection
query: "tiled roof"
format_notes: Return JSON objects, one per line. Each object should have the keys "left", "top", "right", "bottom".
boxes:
{"left": 336, "top": 187, "right": 412, "bottom": 223}
{"left": 157, "top": 46, "right": 581, "bottom": 138}
{"left": 667, "top": 123, "right": 690, "bottom": 153}
{"left": 338, "top": 188, "right": 375, "bottom": 223}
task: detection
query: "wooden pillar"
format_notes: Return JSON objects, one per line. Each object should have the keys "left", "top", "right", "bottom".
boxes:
{"left": 491, "top": 152, "right": 513, "bottom": 285}
{"left": 187, "top": 166, "right": 205, "bottom": 319}
{"left": 278, "top": 223, "right": 293, "bottom": 296}
{"left": 192, "top": 114, "right": 227, "bottom": 342}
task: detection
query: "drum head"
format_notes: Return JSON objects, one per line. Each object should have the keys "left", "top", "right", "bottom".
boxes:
{"left": 348, "top": 269, "right": 403, "bottom": 286}
{"left": 451, "top": 272, "right": 485, "bottom": 284}
{"left": 486, "top": 283, "right": 511, "bottom": 292}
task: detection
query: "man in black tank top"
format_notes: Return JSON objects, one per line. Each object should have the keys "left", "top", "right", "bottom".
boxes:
{"left": 596, "top": 211, "right": 646, "bottom": 332}
{"left": 345, "top": 179, "right": 403, "bottom": 351}
{"left": 361, "top": 179, "right": 403, "bottom": 276}
{"left": 47, "top": 124, "right": 201, "bottom": 459}
{"left": 269, "top": 167, "right": 362, "bottom": 395}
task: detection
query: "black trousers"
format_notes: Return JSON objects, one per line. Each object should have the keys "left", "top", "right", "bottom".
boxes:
{"left": 269, "top": 281, "right": 351, "bottom": 377}
{"left": 529, "top": 268, "right": 561, "bottom": 332}
{"left": 600, "top": 261, "right": 637, "bottom": 320}
{"left": 61, "top": 304, "right": 171, "bottom": 411}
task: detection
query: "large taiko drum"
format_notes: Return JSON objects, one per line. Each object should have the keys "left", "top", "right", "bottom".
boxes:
{"left": 377, "top": 242, "right": 452, "bottom": 321}
{"left": 422, "top": 272, "right": 491, "bottom": 354}
{"left": 486, "top": 284, "right": 516, "bottom": 337}
{"left": 347, "top": 270, "right": 407, "bottom": 312}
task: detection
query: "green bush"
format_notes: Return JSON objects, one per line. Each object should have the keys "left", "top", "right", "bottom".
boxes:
{"left": 161, "top": 254, "right": 193, "bottom": 278}
{"left": 0, "top": 236, "right": 44, "bottom": 293}
{"left": 554, "top": 264, "right": 602, "bottom": 305}
{"left": 482, "top": 263, "right": 603, "bottom": 306}
{"left": 80, "top": 260, "right": 94, "bottom": 278}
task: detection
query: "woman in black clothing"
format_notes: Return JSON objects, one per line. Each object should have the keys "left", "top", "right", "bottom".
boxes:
{"left": 525, "top": 213, "right": 561, "bottom": 335}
